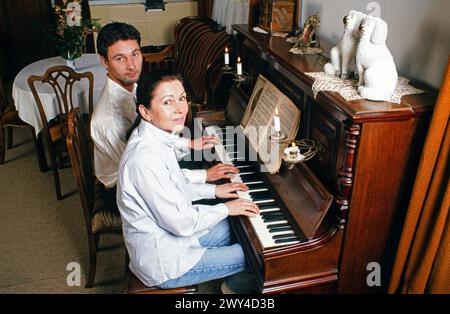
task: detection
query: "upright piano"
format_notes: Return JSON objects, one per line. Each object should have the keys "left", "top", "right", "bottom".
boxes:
{"left": 195, "top": 24, "right": 436, "bottom": 293}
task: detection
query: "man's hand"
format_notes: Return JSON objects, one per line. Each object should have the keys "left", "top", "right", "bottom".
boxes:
{"left": 225, "top": 199, "right": 259, "bottom": 218}
{"left": 188, "top": 136, "right": 219, "bottom": 150}
{"left": 206, "top": 163, "right": 239, "bottom": 182}
{"left": 215, "top": 182, "right": 248, "bottom": 199}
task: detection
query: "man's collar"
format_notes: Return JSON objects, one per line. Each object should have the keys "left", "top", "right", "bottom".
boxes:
{"left": 105, "top": 76, "right": 137, "bottom": 101}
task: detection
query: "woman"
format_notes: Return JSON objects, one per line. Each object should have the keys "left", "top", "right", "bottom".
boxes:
{"left": 117, "top": 71, "right": 259, "bottom": 291}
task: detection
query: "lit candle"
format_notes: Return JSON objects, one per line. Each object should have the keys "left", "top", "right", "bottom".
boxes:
{"left": 273, "top": 108, "right": 281, "bottom": 132}
{"left": 290, "top": 141, "right": 299, "bottom": 157}
{"left": 237, "top": 57, "right": 242, "bottom": 76}
{"left": 224, "top": 47, "right": 229, "bottom": 65}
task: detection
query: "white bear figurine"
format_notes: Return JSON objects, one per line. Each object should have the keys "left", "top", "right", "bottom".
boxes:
{"left": 324, "top": 10, "right": 366, "bottom": 79}
{"left": 356, "top": 16, "right": 398, "bottom": 101}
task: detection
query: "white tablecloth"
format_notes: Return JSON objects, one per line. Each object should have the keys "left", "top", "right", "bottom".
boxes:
{"left": 12, "top": 53, "right": 107, "bottom": 136}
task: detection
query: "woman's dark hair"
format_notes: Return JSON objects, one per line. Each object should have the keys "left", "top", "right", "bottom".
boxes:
{"left": 97, "top": 22, "right": 141, "bottom": 59}
{"left": 126, "top": 70, "right": 184, "bottom": 140}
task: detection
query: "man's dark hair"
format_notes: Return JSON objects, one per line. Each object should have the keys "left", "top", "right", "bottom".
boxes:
{"left": 96, "top": 22, "right": 141, "bottom": 59}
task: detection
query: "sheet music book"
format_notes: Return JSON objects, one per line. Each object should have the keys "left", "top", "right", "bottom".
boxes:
{"left": 242, "top": 75, "right": 301, "bottom": 174}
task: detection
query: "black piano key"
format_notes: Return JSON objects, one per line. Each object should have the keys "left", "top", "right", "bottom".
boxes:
{"left": 257, "top": 202, "right": 278, "bottom": 209}
{"left": 249, "top": 190, "right": 274, "bottom": 198}
{"left": 263, "top": 216, "right": 287, "bottom": 223}
{"left": 267, "top": 223, "right": 290, "bottom": 229}
{"left": 274, "top": 237, "right": 300, "bottom": 244}
{"left": 251, "top": 195, "right": 276, "bottom": 202}
{"left": 260, "top": 212, "right": 285, "bottom": 218}
{"left": 241, "top": 178, "right": 265, "bottom": 185}
{"left": 272, "top": 234, "right": 298, "bottom": 240}
{"left": 263, "top": 217, "right": 287, "bottom": 223}
{"left": 258, "top": 203, "right": 279, "bottom": 210}
{"left": 247, "top": 183, "right": 268, "bottom": 191}
{"left": 268, "top": 226, "right": 293, "bottom": 233}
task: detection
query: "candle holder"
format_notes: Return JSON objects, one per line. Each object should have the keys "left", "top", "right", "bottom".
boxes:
{"left": 222, "top": 64, "right": 233, "bottom": 72}
{"left": 282, "top": 139, "right": 318, "bottom": 169}
{"left": 269, "top": 130, "right": 287, "bottom": 142}
{"left": 221, "top": 64, "right": 252, "bottom": 85}
{"left": 232, "top": 71, "right": 252, "bottom": 86}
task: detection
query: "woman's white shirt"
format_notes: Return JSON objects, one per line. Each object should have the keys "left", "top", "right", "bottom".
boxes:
{"left": 117, "top": 120, "right": 228, "bottom": 286}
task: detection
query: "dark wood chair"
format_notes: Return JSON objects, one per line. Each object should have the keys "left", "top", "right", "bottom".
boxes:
{"left": 124, "top": 253, "right": 197, "bottom": 294}
{"left": 0, "top": 74, "right": 37, "bottom": 164}
{"left": 66, "top": 108, "right": 122, "bottom": 288}
{"left": 142, "top": 16, "right": 231, "bottom": 110}
{"left": 0, "top": 50, "right": 45, "bottom": 166}
{"left": 28, "top": 65, "right": 94, "bottom": 200}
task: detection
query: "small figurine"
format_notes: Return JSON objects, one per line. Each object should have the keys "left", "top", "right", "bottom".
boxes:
{"left": 356, "top": 16, "right": 398, "bottom": 101}
{"left": 293, "top": 12, "right": 322, "bottom": 54}
{"left": 324, "top": 10, "right": 367, "bottom": 79}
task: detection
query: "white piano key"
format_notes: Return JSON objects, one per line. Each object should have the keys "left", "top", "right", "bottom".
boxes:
{"left": 270, "top": 230, "right": 295, "bottom": 236}
{"left": 206, "top": 126, "right": 299, "bottom": 249}
{"left": 237, "top": 191, "right": 251, "bottom": 200}
{"left": 248, "top": 188, "right": 269, "bottom": 193}
{"left": 244, "top": 180, "right": 264, "bottom": 185}
{"left": 259, "top": 207, "right": 281, "bottom": 213}
{"left": 237, "top": 171, "right": 255, "bottom": 176}
{"left": 253, "top": 199, "right": 275, "bottom": 204}
{"left": 236, "top": 165, "right": 253, "bottom": 169}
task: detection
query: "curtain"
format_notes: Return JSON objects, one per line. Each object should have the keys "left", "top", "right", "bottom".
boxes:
{"left": 198, "top": 0, "right": 215, "bottom": 20}
{"left": 388, "top": 57, "right": 450, "bottom": 294}
{"left": 212, "top": 0, "right": 249, "bottom": 34}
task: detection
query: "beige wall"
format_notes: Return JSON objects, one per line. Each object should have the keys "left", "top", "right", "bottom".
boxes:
{"left": 301, "top": 0, "right": 450, "bottom": 89}
{"left": 90, "top": 2, "right": 197, "bottom": 47}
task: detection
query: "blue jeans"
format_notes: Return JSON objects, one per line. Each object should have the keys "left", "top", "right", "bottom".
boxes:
{"left": 157, "top": 219, "right": 246, "bottom": 289}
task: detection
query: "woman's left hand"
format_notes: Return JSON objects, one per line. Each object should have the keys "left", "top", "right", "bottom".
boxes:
{"left": 189, "top": 136, "right": 219, "bottom": 150}
{"left": 206, "top": 163, "right": 239, "bottom": 182}
{"left": 215, "top": 183, "right": 248, "bottom": 199}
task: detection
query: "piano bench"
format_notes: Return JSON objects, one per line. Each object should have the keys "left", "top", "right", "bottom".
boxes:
{"left": 125, "top": 268, "right": 198, "bottom": 294}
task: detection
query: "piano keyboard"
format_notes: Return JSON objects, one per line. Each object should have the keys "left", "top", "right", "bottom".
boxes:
{"left": 205, "top": 126, "right": 301, "bottom": 249}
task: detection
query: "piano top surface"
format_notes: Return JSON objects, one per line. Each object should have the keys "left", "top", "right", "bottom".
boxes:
{"left": 233, "top": 24, "right": 437, "bottom": 123}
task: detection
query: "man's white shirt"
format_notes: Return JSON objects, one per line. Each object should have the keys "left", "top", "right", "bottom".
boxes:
{"left": 90, "top": 76, "right": 206, "bottom": 188}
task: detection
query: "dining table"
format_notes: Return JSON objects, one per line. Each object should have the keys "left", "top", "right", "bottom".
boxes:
{"left": 12, "top": 53, "right": 107, "bottom": 171}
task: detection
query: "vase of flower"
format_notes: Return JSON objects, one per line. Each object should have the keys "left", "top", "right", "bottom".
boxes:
{"left": 63, "top": 46, "right": 83, "bottom": 70}
{"left": 47, "top": 0, "right": 101, "bottom": 69}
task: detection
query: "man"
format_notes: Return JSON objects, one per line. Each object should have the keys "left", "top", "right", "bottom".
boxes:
{"left": 91, "top": 22, "right": 238, "bottom": 189}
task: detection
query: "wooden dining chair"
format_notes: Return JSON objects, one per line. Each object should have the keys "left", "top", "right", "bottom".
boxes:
{"left": 0, "top": 73, "right": 32, "bottom": 163}
{"left": 27, "top": 65, "right": 94, "bottom": 200}
{"left": 66, "top": 108, "right": 123, "bottom": 288}
{"left": 0, "top": 50, "right": 43, "bottom": 165}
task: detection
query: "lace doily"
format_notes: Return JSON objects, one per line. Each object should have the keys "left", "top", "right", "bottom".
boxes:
{"left": 305, "top": 72, "right": 425, "bottom": 104}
